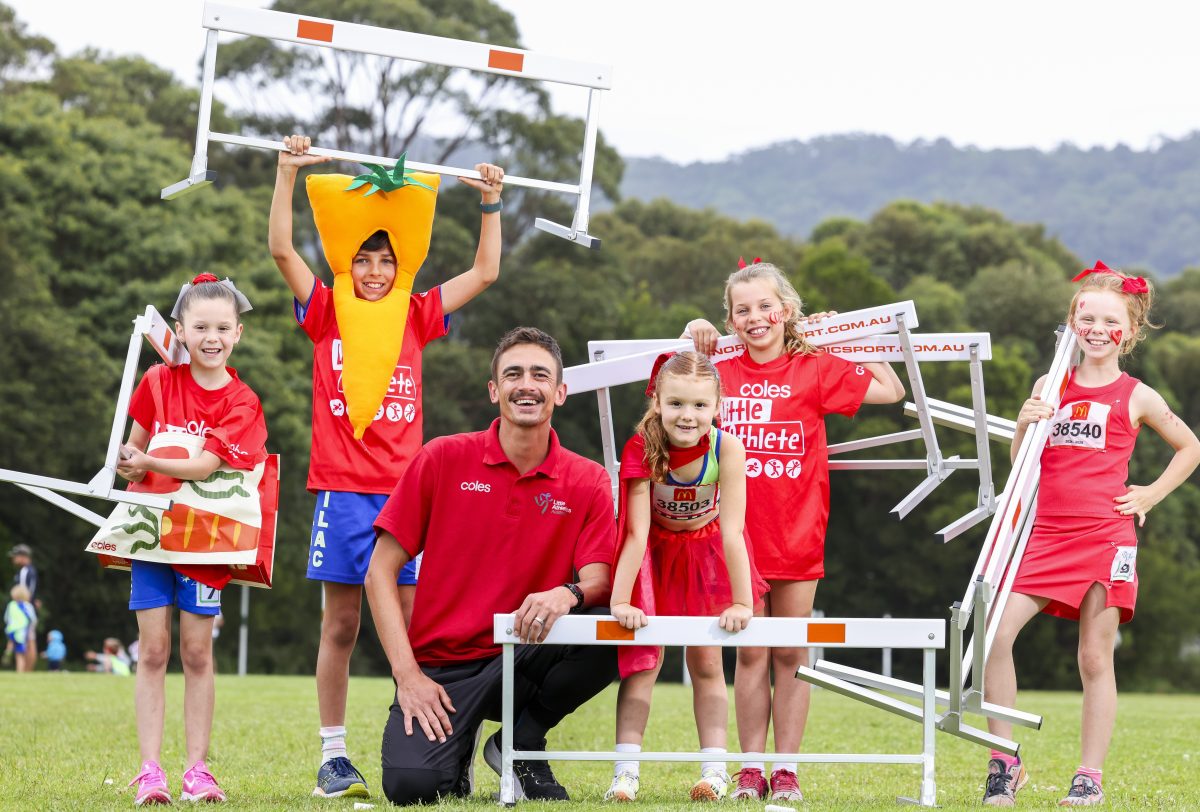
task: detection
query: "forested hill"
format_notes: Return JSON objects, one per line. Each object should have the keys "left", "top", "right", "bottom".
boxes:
{"left": 620, "top": 134, "right": 1200, "bottom": 277}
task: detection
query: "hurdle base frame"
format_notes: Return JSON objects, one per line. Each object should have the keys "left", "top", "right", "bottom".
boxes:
{"left": 494, "top": 614, "right": 943, "bottom": 807}
{"left": 161, "top": 170, "right": 219, "bottom": 201}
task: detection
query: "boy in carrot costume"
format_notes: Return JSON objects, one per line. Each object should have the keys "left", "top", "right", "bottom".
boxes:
{"left": 269, "top": 134, "right": 504, "bottom": 799}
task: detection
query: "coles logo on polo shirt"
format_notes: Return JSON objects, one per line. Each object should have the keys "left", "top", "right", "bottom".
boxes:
{"left": 534, "top": 492, "right": 573, "bottom": 516}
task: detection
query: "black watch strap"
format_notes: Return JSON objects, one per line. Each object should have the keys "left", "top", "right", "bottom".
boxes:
{"left": 562, "top": 582, "right": 585, "bottom": 612}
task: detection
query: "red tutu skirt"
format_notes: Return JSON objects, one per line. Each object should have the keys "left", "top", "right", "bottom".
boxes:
{"left": 647, "top": 518, "right": 769, "bottom": 616}
{"left": 1012, "top": 515, "right": 1139, "bottom": 624}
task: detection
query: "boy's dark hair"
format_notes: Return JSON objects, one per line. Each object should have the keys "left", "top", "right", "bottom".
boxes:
{"left": 491, "top": 327, "right": 564, "bottom": 384}
{"left": 359, "top": 230, "right": 394, "bottom": 253}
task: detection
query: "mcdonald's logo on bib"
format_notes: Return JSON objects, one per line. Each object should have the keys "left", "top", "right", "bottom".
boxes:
{"left": 674, "top": 487, "right": 697, "bottom": 501}
{"left": 1071, "top": 403, "right": 1092, "bottom": 420}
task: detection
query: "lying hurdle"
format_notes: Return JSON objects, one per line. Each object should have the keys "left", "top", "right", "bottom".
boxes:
{"left": 0, "top": 305, "right": 183, "bottom": 520}
{"left": 562, "top": 300, "right": 999, "bottom": 537}
{"left": 804, "top": 329, "right": 1079, "bottom": 754}
{"left": 493, "top": 614, "right": 946, "bottom": 807}
{"left": 162, "top": 3, "right": 611, "bottom": 248}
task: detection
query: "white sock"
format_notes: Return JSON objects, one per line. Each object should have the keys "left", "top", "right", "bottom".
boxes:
{"left": 701, "top": 747, "right": 727, "bottom": 776}
{"left": 320, "top": 726, "right": 348, "bottom": 766}
{"left": 773, "top": 761, "right": 798, "bottom": 775}
{"left": 742, "top": 758, "right": 766, "bottom": 772}
{"left": 614, "top": 742, "right": 641, "bottom": 777}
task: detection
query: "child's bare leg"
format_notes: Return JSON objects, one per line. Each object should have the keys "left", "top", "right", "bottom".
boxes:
{"left": 1077, "top": 583, "right": 1120, "bottom": 769}
{"left": 688, "top": 646, "right": 729, "bottom": 749}
{"left": 317, "top": 582, "right": 362, "bottom": 727}
{"left": 984, "top": 592, "right": 1046, "bottom": 740}
{"left": 734, "top": 643, "right": 771, "bottom": 754}
{"left": 763, "top": 580, "right": 817, "bottom": 755}
{"left": 616, "top": 656, "right": 662, "bottom": 745}
{"left": 180, "top": 611, "right": 217, "bottom": 765}
{"left": 135, "top": 607, "right": 173, "bottom": 763}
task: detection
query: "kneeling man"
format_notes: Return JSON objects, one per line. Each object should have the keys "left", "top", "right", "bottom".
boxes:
{"left": 366, "top": 327, "right": 617, "bottom": 804}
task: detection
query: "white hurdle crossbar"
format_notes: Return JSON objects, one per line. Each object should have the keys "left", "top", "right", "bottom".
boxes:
{"left": 494, "top": 614, "right": 945, "bottom": 807}
{"left": 564, "top": 300, "right": 999, "bottom": 535}
{"left": 162, "top": 3, "right": 611, "bottom": 249}
{"left": 0, "top": 306, "right": 185, "bottom": 523}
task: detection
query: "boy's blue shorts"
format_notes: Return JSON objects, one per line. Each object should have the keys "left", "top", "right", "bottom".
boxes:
{"left": 129, "top": 560, "right": 222, "bottom": 616}
{"left": 6, "top": 632, "right": 27, "bottom": 654}
{"left": 307, "top": 491, "right": 421, "bottom": 586}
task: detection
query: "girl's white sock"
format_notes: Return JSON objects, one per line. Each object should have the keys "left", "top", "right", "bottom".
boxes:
{"left": 701, "top": 746, "right": 727, "bottom": 775}
{"left": 614, "top": 742, "right": 641, "bottom": 777}
{"left": 320, "top": 725, "right": 348, "bottom": 766}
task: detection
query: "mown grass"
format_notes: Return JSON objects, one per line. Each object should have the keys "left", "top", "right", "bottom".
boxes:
{"left": 0, "top": 672, "right": 1194, "bottom": 810}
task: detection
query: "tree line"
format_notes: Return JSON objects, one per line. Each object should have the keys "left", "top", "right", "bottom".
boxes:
{"left": 0, "top": 2, "right": 1197, "bottom": 689}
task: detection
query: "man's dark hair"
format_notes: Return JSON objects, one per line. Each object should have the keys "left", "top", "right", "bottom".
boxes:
{"left": 359, "top": 230, "right": 393, "bottom": 253}
{"left": 491, "top": 327, "right": 564, "bottom": 384}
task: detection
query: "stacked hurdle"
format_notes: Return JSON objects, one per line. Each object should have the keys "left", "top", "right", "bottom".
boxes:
{"left": 802, "top": 328, "right": 1079, "bottom": 755}
{"left": 563, "top": 300, "right": 999, "bottom": 537}
{"left": 0, "top": 306, "right": 183, "bottom": 523}
{"left": 493, "top": 614, "right": 946, "bottom": 807}
{"left": 162, "top": 3, "right": 611, "bottom": 249}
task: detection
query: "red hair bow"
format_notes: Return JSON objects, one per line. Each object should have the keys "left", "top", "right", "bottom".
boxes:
{"left": 737, "top": 256, "right": 762, "bottom": 269}
{"left": 1071, "top": 261, "right": 1148, "bottom": 295}
{"left": 191, "top": 273, "right": 220, "bottom": 284}
{"left": 645, "top": 352, "right": 675, "bottom": 397}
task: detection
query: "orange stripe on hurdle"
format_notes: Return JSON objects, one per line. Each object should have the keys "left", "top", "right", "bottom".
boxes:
{"left": 807, "top": 623, "right": 846, "bottom": 644}
{"left": 596, "top": 621, "right": 634, "bottom": 641}
{"left": 297, "top": 19, "right": 334, "bottom": 42}
{"left": 488, "top": 49, "right": 524, "bottom": 72}
{"left": 1011, "top": 501, "right": 1022, "bottom": 530}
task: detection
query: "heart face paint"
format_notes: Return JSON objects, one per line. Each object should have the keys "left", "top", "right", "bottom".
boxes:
{"left": 767, "top": 311, "right": 782, "bottom": 325}
{"left": 1109, "top": 329, "right": 1123, "bottom": 347}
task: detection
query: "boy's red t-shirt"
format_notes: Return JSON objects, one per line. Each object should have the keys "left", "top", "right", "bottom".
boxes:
{"left": 296, "top": 280, "right": 448, "bottom": 494}
{"left": 716, "top": 350, "right": 871, "bottom": 580}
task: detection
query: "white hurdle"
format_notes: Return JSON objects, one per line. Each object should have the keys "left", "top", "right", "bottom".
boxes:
{"left": 563, "top": 300, "right": 999, "bottom": 536}
{"left": 493, "top": 614, "right": 945, "bottom": 807}
{"left": 162, "top": 3, "right": 611, "bottom": 248}
{"left": 0, "top": 305, "right": 184, "bottom": 520}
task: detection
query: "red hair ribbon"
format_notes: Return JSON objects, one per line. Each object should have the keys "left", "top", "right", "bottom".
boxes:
{"left": 737, "top": 256, "right": 763, "bottom": 269}
{"left": 1071, "top": 261, "right": 1148, "bottom": 295}
{"left": 645, "top": 352, "right": 675, "bottom": 397}
{"left": 191, "top": 273, "right": 219, "bottom": 285}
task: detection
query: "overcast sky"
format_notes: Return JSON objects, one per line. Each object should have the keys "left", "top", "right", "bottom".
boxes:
{"left": 8, "top": 0, "right": 1200, "bottom": 163}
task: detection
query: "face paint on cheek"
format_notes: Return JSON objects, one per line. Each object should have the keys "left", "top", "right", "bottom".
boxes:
{"left": 767, "top": 311, "right": 781, "bottom": 325}
{"left": 1109, "top": 329, "right": 1123, "bottom": 346}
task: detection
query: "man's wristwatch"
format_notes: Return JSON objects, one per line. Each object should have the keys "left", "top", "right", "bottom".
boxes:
{"left": 561, "top": 582, "right": 585, "bottom": 613}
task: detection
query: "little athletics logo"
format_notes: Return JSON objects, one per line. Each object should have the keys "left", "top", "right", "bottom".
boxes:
{"left": 535, "top": 492, "right": 573, "bottom": 516}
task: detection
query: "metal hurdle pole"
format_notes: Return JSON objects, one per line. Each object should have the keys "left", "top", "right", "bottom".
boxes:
{"left": 163, "top": 3, "right": 610, "bottom": 248}
{"left": 495, "top": 614, "right": 945, "bottom": 807}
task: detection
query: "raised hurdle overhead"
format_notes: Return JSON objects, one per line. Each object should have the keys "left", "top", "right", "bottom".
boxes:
{"left": 0, "top": 306, "right": 185, "bottom": 522}
{"left": 162, "top": 3, "right": 611, "bottom": 249}
{"left": 562, "top": 300, "right": 999, "bottom": 537}
{"left": 493, "top": 614, "right": 945, "bottom": 807}
{"left": 804, "top": 328, "right": 1079, "bottom": 756}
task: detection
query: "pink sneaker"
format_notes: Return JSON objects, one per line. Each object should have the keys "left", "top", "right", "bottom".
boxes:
{"left": 129, "top": 760, "right": 172, "bottom": 806}
{"left": 729, "top": 767, "right": 768, "bottom": 800}
{"left": 180, "top": 761, "right": 226, "bottom": 803}
{"left": 770, "top": 768, "right": 804, "bottom": 802}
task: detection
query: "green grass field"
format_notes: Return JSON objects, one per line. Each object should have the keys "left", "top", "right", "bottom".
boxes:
{"left": 0, "top": 673, "right": 1194, "bottom": 810}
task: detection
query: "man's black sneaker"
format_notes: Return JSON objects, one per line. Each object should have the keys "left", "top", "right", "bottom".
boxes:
{"left": 483, "top": 730, "right": 569, "bottom": 801}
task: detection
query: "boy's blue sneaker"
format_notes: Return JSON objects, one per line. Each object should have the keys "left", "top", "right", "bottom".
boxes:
{"left": 313, "top": 757, "right": 369, "bottom": 798}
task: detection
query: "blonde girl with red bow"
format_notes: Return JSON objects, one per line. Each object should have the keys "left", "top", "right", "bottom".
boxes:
{"left": 606, "top": 351, "right": 769, "bottom": 802}
{"left": 981, "top": 263, "right": 1199, "bottom": 807}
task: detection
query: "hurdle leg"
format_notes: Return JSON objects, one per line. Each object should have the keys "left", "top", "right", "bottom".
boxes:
{"left": 161, "top": 29, "right": 219, "bottom": 199}
{"left": 920, "top": 647, "right": 936, "bottom": 806}
{"left": 500, "top": 642, "right": 516, "bottom": 806}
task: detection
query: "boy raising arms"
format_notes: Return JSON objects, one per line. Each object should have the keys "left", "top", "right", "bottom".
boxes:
{"left": 269, "top": 135, "right": 504, "bottom": 798}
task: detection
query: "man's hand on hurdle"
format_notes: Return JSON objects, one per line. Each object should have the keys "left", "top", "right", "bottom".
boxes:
{"left": 719, "top": 603, "right": 753, "bottom": 633}
{"left": 610, "top": 602, "right": 648, "bottom": 630}
{"left": 513, "top": 587, "right": 575, "bottom": 644}
{"left": 395, "top": 670, "right": 456, "bottom": 743}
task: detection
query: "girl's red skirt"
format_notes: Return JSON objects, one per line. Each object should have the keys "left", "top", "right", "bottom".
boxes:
{"left": 647, "top": 518, "right": 769, "bottom": 616}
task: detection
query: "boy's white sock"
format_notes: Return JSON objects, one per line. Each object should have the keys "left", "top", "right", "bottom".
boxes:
{"left": 320, "top": 726, "right": 348, "bottom": 767}
{"left": 614, "top": 742, "right": 641, "bottom": 777}
{"left": 701, "top": 746, "right": 727, "bottom": 776}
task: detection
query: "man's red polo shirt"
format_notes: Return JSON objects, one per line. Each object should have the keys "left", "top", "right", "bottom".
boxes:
{"left": 374, "top": 419, "right": 616, "bottom": 665}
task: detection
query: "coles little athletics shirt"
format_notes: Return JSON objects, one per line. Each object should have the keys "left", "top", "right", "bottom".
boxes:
{"left": 297, "top": 280, "right": 447, "bottom": 494}
{"left": 716, "top": 351, "right": 871, "bottom": 580}
{"left": 374, "top": 419, "right": 616, "bottom": 665}
{"left": 127, "top": 363, "right": 269, "bottom": 588}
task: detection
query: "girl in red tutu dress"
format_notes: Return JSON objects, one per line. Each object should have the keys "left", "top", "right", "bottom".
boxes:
{"left": 605, "top": 351, "right": 768, "bottom": 803}
{"left": 982, "top": 263, "right": 1199, "bottom": 807}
